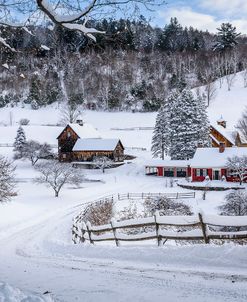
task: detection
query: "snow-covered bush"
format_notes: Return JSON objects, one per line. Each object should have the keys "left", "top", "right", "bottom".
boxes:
{"left": 81, "top": 199, "right": 114, "bottom": 226}
{"left": 144, "top": 196, "right": 193, "bottom": 216}
{"left": 19, "top": 118, "right": 30, "bottom": 125}
{"left": 0, "top": 156, "right": 16, "bottom": 202}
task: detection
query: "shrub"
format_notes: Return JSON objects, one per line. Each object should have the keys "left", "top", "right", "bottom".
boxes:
{"left": 19, "top": 118, "right": 30, "bottom": 125}
{"left": 81, "top": 199, "right": 114, "bottom": 226}
{"left": 144, "top": 196, "right": 193, "bottom": 216}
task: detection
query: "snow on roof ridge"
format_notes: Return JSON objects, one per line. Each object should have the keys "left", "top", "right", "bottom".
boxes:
{"left": 68, "top": 122, "right": 101, "bottom": 139}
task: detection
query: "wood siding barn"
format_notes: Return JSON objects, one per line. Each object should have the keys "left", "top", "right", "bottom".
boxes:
{"left": 57, "top": 124, "right": 124, "bottom": 162}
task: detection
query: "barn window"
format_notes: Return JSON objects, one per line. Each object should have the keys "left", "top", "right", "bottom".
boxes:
{"left": 67, "top": 131, "right": 71, "bottom": 138}
{"left": 62, "top": 154, "right": 66, "bottom": 159}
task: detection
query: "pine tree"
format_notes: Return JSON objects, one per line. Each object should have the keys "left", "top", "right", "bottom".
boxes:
{"left": 169, "top": 89, "right": 200, "bottom": 159}
{"left": 151, "top": 108, "right": 168, "bottom": 160}
{"left": 214, "top": 23, "right": 240, "bottom": 51}
{"left": 151, "top": 90, "right": 178, "bottom": 159}
{"left": 196, "top": 92, "right": 211, "bottom": 147}
{"left": 13, "top": 126, "right": 26, "bottom": 157}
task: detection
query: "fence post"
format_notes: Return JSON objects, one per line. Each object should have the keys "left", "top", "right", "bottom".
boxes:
{"left": 154, "top": 211, "right": 162, "bottom": 246}
{"left": 142, "top": 192, "right": 144, "bottom": 199}
{"left": 176, "top": 192, "right": 179, "bottom": 199}
{"left": 111, "top": 219, "right": 119, "bottom": 247}
{"left": 118, "top": 193, "right": 120, "bottom": 200}
{"left": 198, "top": 213, "right": 209, "bottom": 244}
{"left": 86, "top": 221, "right": 94, "bottom": 245}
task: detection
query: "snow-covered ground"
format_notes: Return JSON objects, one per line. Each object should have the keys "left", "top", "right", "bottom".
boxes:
{"left": 0, "top": 73, "right": 247, "bottom": 301}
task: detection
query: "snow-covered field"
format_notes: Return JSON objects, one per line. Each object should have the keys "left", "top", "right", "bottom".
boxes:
{"left": 0, "top": 73, "right": 247, "bottom": 301}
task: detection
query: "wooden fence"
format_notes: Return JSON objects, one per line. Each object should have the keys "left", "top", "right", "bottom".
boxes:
{"left": 72, "top": 213, "right": 247, "bottom": 246}
{"left": 74, "top": 192, "right": 196, "bottom": 220}
{"left": 117, "top": 192, "right": 195, "bottom": 200}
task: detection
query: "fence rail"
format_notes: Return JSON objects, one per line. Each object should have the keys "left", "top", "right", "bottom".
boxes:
{"left": 117, "top": 192, "right": 195, "bottom": 200}
{"left": 72, "top": 213, "right": 247, "bottom": 246}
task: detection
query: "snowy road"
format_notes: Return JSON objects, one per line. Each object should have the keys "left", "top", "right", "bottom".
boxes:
{"left": 1, "top": 188, "right": 247, "bottom": 302}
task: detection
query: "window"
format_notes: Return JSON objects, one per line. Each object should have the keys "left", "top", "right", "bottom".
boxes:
{"left": 164, "top": 168, "right": 174, "bottom": 177}
{"left": 176, "top": 168, "right": 186, "bottom": 177}
{"left": 62, "top": 154, "right": 66, "bottom": 159}
{"left": 196, "top": 169, "right": 206, "bottom": 177}
{"left": 67, "top": 131, "right": 71, "bottom": 138}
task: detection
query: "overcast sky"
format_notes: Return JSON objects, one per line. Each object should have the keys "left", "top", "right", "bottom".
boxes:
{"left": 152, "top": 0, "right": 247, "bottom": 33}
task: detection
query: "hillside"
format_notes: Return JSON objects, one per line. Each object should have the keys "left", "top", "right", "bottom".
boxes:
{"left": 0, "top": 71, "right": 245, "bottom": 150}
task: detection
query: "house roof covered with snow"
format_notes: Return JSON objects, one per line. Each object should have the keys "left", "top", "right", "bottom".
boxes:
{"left": 145, "top": 159, "right": 191, "bottom": 167}
{"left": 210, "top": 123, "right": 236, "bottom": 145}
{"left": 57, "top": 123, "right": 101, "bottom": 139}
{"left": 73, "top": 138, "right": 123, "bottom": 151}
{"left": 191, "top": 147, "right": 247, "bottom": 168}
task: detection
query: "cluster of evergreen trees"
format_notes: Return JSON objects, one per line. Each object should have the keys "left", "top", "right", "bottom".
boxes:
{"left": 151, "top": 88, "right": 210, "bottom": 160}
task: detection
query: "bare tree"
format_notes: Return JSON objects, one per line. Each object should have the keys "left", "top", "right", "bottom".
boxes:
{"left": 226, "top": 155, "right": 247, "bottom": 185}
{"left": 236, "top": 107, "right": 247, "bottom": 141}
{"left": 0, "top": 0, "right": 161, "bottom": 49}
{"left": 15, "top": 140, "right": 53, "bottom": 165}
{"left": 204, "top": 82, "right": 217, "bottom": 107}
{"left": 0, "top": 156, "right": 16, "bottom": 202}
{"left": 34, "top": 161, "right": 84, "bottom": 197}
{"left": 241, "top": 69, "right": 247, "bottom": 88}
{"left": 93, "top": 156, "right": 113, "bottom": 173}
{"left": 219, "top": 190, "right": 247, "bottom": 216}
{"left": 60, "top": 102, "right": 83, "bottom": 125}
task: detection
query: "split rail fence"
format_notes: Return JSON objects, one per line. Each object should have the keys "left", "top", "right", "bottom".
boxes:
{"left": 72, "top": 213, "right": 247, "bottom": 246}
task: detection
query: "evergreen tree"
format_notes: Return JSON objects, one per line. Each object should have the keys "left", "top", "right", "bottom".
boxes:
{"left": 151, "top": 91, "right": 178, "bottom": 159}
{"left": 151, "top": 108, "right": 168, "bottom": 160}
{"left": 196, "top": 92, "right": 211, "bottom": 147}
{"left": 13, "top": 126, "right": 26, "bottom": 157}
{"left": 169, "top": 89, "right": 197, "bottom": 159}
{"left": 214, "top": 23, "right": 240, "bottom": 51}
{"left": 28, "top": 76, "right": 42, "bottom": 106}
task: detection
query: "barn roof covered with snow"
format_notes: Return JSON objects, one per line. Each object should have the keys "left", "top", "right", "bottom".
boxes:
{"left": 57, "top": 123, "right": 101, "bottom": 139}
{"left": 73, "top": 138, "right": 124, "bottom": 151}
{"left": 191, "top": 147, "right": 247, "bottom": 168}
{"left": 210, "top": 123, "right": 236, "bottom": 145}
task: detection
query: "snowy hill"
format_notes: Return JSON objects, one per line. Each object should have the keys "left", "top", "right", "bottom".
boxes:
{"left": 206, "top": 71, "right": 247, "bottom": 128}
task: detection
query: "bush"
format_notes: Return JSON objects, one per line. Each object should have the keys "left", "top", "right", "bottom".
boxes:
{"left": 81, "top": 199, "right": 114, "bottom": 226}
{"left": 144, "top": 196, "right": 193, "bottom": 216}
{"left": 19, "top": 118, "right": 30, "bottom": 125}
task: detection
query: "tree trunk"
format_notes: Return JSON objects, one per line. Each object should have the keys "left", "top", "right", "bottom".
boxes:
{"left": 55, "top": 190, "right": 59, "bottom": 197}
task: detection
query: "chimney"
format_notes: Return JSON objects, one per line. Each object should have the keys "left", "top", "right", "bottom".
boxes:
{"left": 76, "top": 119, "right": 84, "bottom": 126}
{"left": 217, "top": 116, "right": 226, "bottom": 128}
{"left": 219, "top": 142, "right": 225, "bottom": 153}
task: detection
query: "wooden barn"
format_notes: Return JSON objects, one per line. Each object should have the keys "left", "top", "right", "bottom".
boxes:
{"left": 210, "top": 117, "right": 247, "bottom": 147}
{"left": 57, "top": 123, "right": 124, "bottom": 162}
